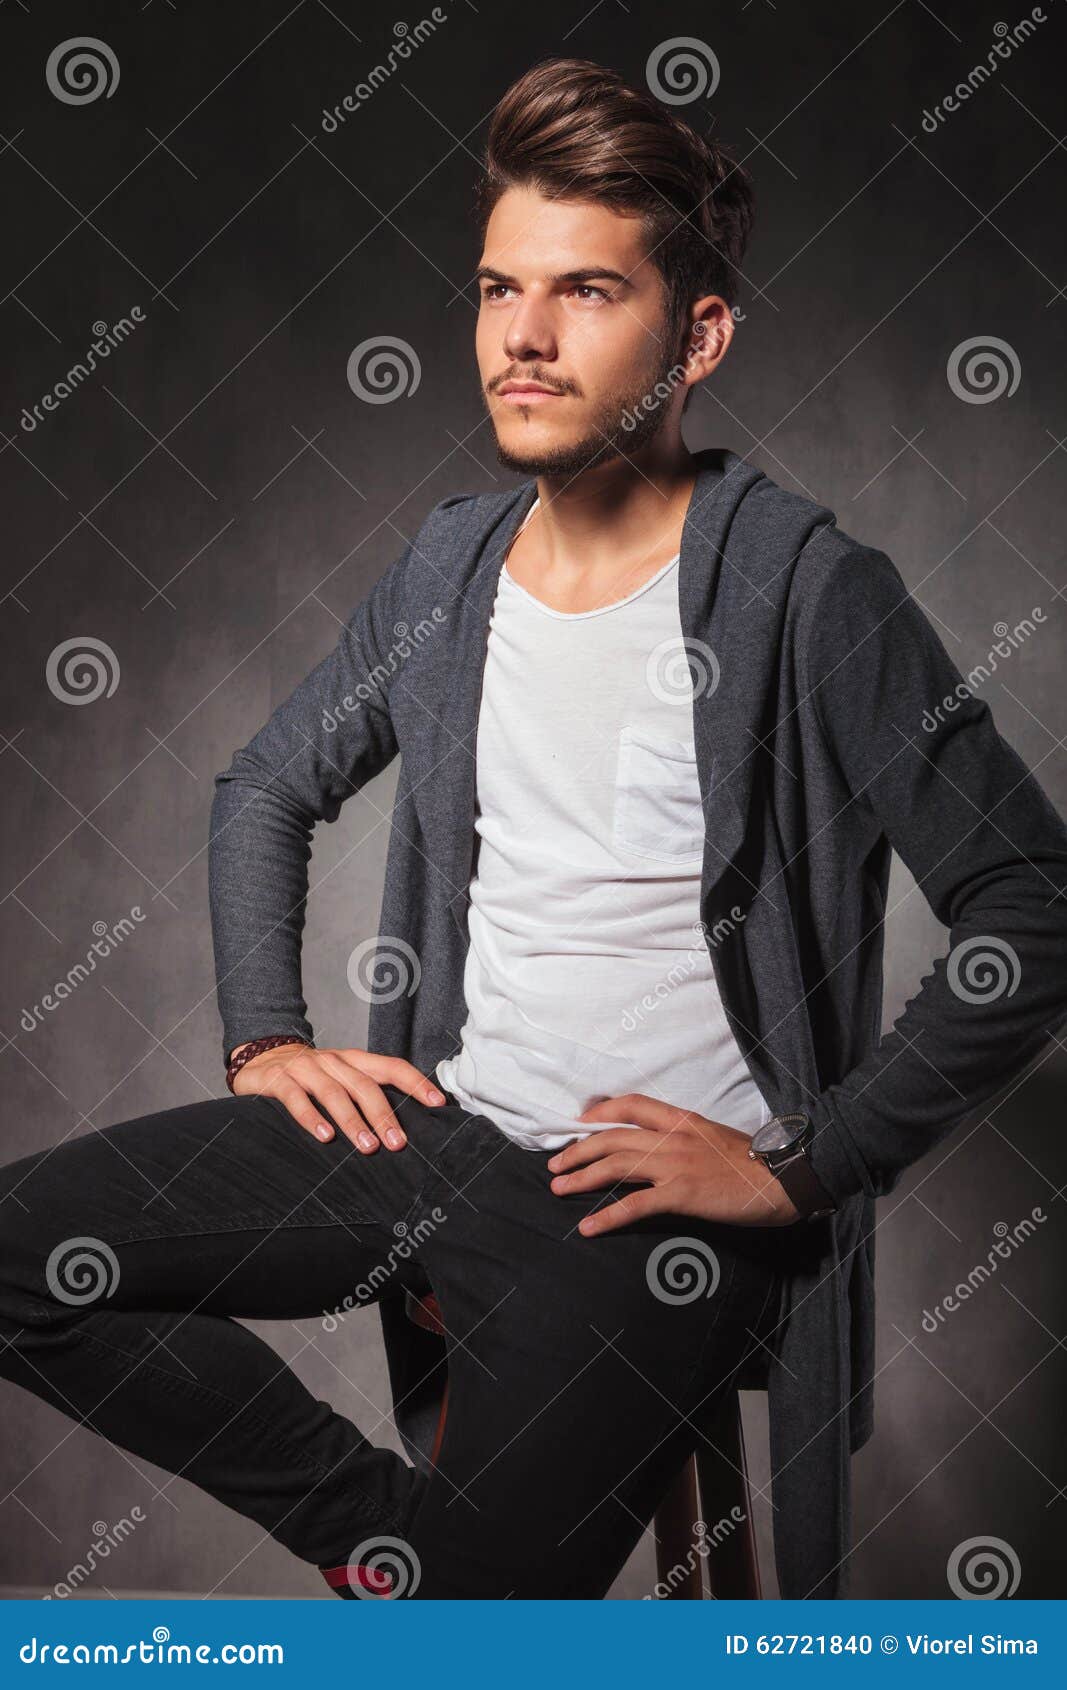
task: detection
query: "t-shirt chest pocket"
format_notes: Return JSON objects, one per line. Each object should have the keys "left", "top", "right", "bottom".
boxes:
{"left": 612, "top": 725, "right": 706, "bottom": 863}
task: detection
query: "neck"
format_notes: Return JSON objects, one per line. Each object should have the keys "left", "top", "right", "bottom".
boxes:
{"left": 529, "top": 442, "right": 698, "bottom": 575}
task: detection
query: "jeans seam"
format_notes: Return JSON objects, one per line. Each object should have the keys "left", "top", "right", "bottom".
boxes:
{"left": 675, "top": 1245, "right": 781, "bottom": 1412}
{"left": 674, "top": 1248, "right": 742, "bottom": 1408}
{"left": 94, "top": 1212, "right": 392, "bottom": 1250}
{"left": 74, "top": 1327, "right": 406, "bottom": 1534}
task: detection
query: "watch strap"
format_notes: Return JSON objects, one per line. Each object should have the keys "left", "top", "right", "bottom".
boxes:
{"left": 771, "top": 1144, "right": 837, "bottom": 1220}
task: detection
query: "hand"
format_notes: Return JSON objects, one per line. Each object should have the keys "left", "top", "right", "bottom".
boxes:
{"left": 231, "top": 1043, "right": 446, "bottom": 1152}
{"left": 545, "top": 1092, "right": 801, "bottom": 1236}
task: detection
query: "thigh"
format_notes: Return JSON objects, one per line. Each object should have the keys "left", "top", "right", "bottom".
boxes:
{"left": 0, "top": 1092, "right": 434, "bottom": 1323}
{"left": 402, "top": 1135, "right": 783, "bottom": 1598}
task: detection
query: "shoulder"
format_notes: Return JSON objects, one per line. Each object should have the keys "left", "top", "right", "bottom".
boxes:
{"left": 412, "top": 485, "right": 529, "bottom": 561}
{"left": 388, "top": 484, "right": 531, "bottom": 600}
{"left": 791, "top": 526, "right": 908, "bottom": 641}
{"left": 721, "top": 462, "right": 930, "bottom": 700}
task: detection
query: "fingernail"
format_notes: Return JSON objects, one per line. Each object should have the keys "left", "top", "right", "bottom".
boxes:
{"left": 546, "top": 1155, "right": 560, "bottom": 1169}
{"left": 358, "top": 1130, "right": 377, "bottom": 1151}
{"left": 315, "top": 1123, "right": 333, "bottom": 1142}
{"left": 386, "top": 1127, "right": 406, "bottom": 1149}
{"left": 551, "top": 1174, "right": 567, "bottom": 1191}
{"left": 427, "top": 1087, "right": 447, "bottom": 1105}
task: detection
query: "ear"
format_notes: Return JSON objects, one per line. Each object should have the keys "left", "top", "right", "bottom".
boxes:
{"left": 682, "top": 296, "right": 735, "bottom": 390}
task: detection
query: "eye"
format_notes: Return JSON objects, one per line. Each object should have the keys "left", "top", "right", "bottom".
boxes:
{"left": 481, "top": 283, "right": 514, "bottom": 302}
{"left": 570, "top": 284, "right": 610, "bottom": 303}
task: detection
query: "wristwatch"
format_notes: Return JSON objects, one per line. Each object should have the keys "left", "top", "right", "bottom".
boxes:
{"left": 748, "top": 1112, "right": 837, "bottom": 1221}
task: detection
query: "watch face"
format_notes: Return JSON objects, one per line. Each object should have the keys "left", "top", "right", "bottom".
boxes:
{"left": 752, "top": 1113, "right": 808, "bottom": 1155}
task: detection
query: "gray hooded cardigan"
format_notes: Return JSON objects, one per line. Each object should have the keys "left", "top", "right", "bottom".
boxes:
{"left": 209, "top": 447, "right": 1067, "bottom": 1598}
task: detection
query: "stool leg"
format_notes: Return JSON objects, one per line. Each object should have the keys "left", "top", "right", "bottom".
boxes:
{"left": 653, "top": 1453, "right": 705, "bottom": 1598}
{"left": 695, "top": 1393, "right": 762, "bottom": 1599}
{"left": 428, "top": 1374, "right": 450, "bottom": 1467}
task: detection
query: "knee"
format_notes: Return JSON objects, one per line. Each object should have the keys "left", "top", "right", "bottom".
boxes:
{"left": 0, "top": 1156, "right": 96, "bottom": 1328}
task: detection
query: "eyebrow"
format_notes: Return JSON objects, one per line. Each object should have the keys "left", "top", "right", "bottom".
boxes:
{"left": 474, "top": 265, "right": 633, "bottom": 290}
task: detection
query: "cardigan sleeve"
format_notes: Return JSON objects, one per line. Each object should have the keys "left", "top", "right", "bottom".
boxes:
{"left": 798, "top": 542, "right": 1067, "bottom": 1204}
{"left": 207, "top": 532, "right": 415, "bottom": 1065}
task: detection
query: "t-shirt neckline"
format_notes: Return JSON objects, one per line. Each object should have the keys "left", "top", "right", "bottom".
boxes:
{"left": 501, "top": 497, "right": 681, "bottom": 621}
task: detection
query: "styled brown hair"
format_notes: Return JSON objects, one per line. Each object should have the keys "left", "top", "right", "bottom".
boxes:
{"left": 476, "top": 56, "right": 755, "bottom": 350}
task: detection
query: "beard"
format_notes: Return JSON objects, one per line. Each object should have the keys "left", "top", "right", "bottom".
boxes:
{"left": 488, "top": 337, "right": 688, "bottom": 478}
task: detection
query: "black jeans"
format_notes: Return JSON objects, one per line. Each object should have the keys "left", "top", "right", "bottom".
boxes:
{"left": 0, "top": 1085, "right": 788, "bottom": 1598}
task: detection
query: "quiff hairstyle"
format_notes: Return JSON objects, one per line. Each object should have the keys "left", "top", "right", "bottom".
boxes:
{"left": 475, "top": 56, "right": 755, "bottom": 351}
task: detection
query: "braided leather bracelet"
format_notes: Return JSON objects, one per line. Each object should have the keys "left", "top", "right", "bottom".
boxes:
{"left": 226, "top": 1035, "right": 312, "bottom": 1094}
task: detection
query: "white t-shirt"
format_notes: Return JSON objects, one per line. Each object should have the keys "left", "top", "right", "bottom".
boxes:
{"left": 435, "top": 502, "right": 771, "bottom": 1151}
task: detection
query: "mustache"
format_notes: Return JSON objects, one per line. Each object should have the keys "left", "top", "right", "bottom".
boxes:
{"left": 488, "top": 368, "right": 580, "bottom": 396}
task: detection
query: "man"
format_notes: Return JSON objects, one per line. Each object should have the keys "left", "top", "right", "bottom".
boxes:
{"left": 2, "top": 57, "right": 1066, "bottom": 1602}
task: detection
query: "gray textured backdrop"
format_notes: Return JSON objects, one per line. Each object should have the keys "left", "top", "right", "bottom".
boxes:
{"left": 1, "top": 0, "right": 1065, "bottom": 1599}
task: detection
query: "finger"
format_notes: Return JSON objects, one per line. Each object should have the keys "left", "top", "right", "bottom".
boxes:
{"left": 272, "top": 1082, "right": 338, "bottom": 1146}
{"left": 578, "top": 1185, "right": 667, "bottom": 1237}
{"left": 299, "top": 1072, "right": 384, "bottom": 1153}
{"left": 550, "top": 1150, "right": 660, "bottom": 1196}
{"left": 576, "top": 1093, "right": 682, "bottom": 1133}
{"left": 340, "top": 1051, "right": 447, "bottom": 1107}
{"left": 315, "top": 1053, "right": 408, "bottom": 1149}
{"left": 547, "top": 1128, "right": 659, "bottom": 1173}
{"left": 324, "top": 1064, "right": 411, "bottom": 1151}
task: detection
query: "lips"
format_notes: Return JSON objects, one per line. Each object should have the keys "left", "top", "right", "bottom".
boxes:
{"left": 497, "top": 384, "right": 565, "bottom": 403}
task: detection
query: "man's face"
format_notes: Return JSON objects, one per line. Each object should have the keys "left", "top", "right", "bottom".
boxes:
{"left": 475, "top": 186, "right": 688, "bottom": 476}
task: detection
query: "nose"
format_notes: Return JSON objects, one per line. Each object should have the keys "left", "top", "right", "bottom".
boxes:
{"left": 502, "top": 294, "right": 558, "bottom": 365}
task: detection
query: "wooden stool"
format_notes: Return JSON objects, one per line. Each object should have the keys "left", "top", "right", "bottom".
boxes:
{"left": 403, "top": 1285, "right": 762, "bottom": 1599}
